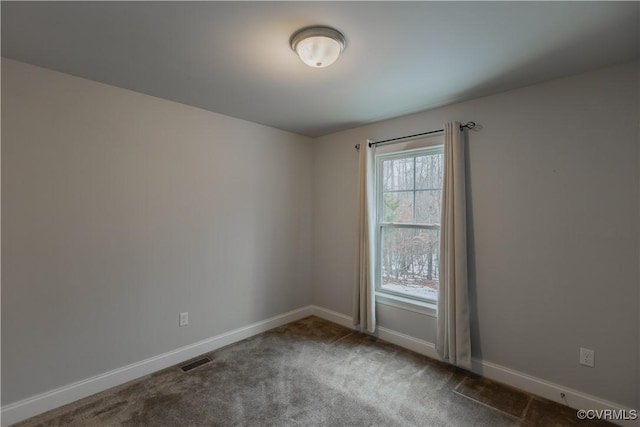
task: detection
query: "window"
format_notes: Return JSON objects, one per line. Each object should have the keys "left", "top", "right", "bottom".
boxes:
{"left": 375, "top": 145, "right": 444, "bottom": 303}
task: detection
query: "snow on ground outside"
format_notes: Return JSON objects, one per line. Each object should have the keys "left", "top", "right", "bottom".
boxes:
{"left": 381, "top": 283, "right": 438, "bottom": 300}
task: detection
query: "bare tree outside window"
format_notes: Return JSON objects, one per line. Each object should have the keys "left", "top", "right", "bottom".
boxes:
{"left": 377, "top": 150, "right": 443, "bottom": 301}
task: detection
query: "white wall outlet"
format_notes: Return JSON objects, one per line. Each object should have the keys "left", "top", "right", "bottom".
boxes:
{"left": 179, "top": 312, "right": 189, "bottom": 327}
{"left": 579, "top": 347, "right": 594, "bottom": 367}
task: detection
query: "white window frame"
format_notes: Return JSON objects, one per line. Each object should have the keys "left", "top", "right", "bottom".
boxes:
{"left": 374, "top": 144, "right": 443, "bottom": 313}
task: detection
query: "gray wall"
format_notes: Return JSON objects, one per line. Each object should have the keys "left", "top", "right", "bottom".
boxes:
{"left": 312, "top": 61, "right": 640, "bottom": 407}
{"left": 1, "top": 59, "right": 314, "bottom": 404}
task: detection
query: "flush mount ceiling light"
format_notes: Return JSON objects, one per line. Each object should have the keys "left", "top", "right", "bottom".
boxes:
{"left": 290, "top": 26, "right": 346, "bottom": 68}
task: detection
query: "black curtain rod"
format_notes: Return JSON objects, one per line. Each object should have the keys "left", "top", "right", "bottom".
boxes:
{"left": 366, "top": 121, "right": 477, "bottom": 148}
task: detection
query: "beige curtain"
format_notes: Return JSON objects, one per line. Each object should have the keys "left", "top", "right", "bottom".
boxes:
{"left": 437, "top": 122, "right": 471, "bottom": 369}
{"left": 353, "top": 141, "right": 376, "bottom": 333}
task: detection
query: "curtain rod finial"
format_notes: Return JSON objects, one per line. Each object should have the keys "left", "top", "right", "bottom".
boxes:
{"left": 463, "top": 121, "right": 476, "bottom": 130}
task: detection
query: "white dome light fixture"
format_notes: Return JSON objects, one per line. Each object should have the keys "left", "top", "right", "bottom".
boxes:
{"left": 290, "top": 26, "right": 346, "bottom": 68}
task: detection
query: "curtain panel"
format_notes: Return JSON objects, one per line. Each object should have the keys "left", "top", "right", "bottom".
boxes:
{"left": 436, "top": 122, "right": 472, "bottom": 369}
{"left": 353, "top": 141, "right": 376, "bottom": 333}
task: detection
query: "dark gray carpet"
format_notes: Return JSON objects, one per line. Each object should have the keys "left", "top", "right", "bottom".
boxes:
{"left": 15, "top": 316, "right": 612, "bottom": 426}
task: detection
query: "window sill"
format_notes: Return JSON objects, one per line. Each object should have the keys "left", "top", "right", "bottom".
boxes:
{"left": 375, "top": 292, "right": 437, "bottom": 318}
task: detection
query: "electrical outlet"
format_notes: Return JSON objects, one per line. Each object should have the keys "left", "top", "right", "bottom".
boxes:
{"left": 179, "top": 312, "right": 189, "bottom": 327}
{"left": 579, "top": 347, "right": 594, "bottom": 367}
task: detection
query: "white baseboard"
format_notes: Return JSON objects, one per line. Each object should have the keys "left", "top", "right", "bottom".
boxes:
{"left": 376, "top": 326, "right": 443, "bottom": 360}
{"left": 310, "top": 305, "right": 441, "bottom": 359}
{"left": 1, "top": 305, "right": 315, "bottom": 427}
{"left": 310, "top": 305, "right": 354, "bottom": 329}
{"left": 311, "top": 305, "right": 637, "bottom": 427}
{"left": 472, "top": 360, "right": 638, "bottom": 427}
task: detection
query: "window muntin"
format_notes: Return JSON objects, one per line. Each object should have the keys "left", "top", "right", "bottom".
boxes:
{"left": 375, "top": 146, "right": 443, "bottom": 302}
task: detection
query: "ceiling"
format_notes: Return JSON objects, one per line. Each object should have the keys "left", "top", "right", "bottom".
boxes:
{"left": 2, "top": 2, "right": 639, "bottom": 137}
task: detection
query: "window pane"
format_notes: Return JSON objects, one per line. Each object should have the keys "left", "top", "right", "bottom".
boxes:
{"left": 382, "top": 191, "right": 413, "bottom": 223}
{"left": 382, "top": 158, "right": 414, "bottom": 191}
{"left": 415, "top": 153, "right": 443, "bottom": 190}
{"left": 415, "top": 190, "right": 442, "bottom": 225}
{"left": 380, "top": 227, "right": 439, "bottom": 300}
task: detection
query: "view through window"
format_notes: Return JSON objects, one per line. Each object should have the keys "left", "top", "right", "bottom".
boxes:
{"left": 376, "top": 146, "right": 443, "bottom": 302}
